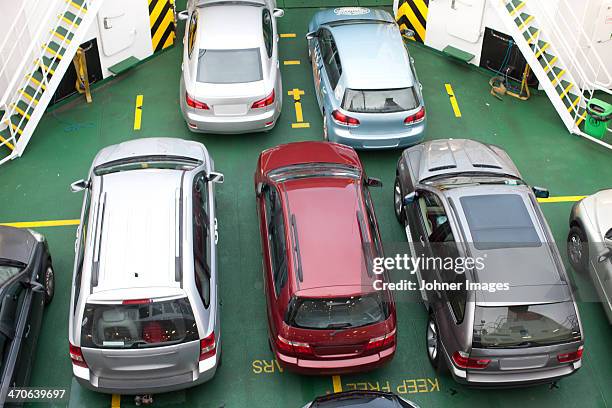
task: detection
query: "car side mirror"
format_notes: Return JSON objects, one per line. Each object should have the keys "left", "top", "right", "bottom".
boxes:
{"left": 207, "top": 172, "right": 224, "bottom": 184}
{"left": 401, "top": 28, "right": 415, "bottom": 38}
{"left": 255, "top": 182, "right": 264, "bottom": 197}
{"left": 532, "top": 186, "right": 550, "bottom": 199}
{"left": 598, "top": 249, "right": 612, "bottom": 263}
{"left": 273, "top": 8, "right": 284, "bottom": 18}
{"left": 366, "top": 177, "right": 383, "bottom": 188}
{"left": 26, "top": 280, "right": 45, "bottom": 293}
{"left": 306, "top": 31, "right": 317, "bottom": 40}
{"left": 403, "top": 191, "right": 417, "bottom": 205}
{"left": 70, "top": 179, "right": 89, "bottom": 193}
{"left": 178, "top": 10, "right": 189, "bottom": 21}
{"left": 604, "top": 229, "right": 612, "bottom": 249}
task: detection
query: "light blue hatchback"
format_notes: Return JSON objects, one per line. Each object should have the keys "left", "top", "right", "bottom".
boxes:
{"left": 307, "top": 7, "right": 426, "bottom": 150}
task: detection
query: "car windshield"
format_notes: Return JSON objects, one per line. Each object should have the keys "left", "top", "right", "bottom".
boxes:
{"left": 80, "top": 298, "right": 199, "bottom": 349}
{"left": 473, "top": 302, "right": 581, "bottom": 348}
{"left": 289, "top": 294, "right": 387, "bottom": 330}
{"left": 313, "top": 393, "right": 403, "bottom": 407}
{"left": 460, "top": 194, "right": 541, "bottom": 250}
{"left": 197, "top": 48, "right": 263, "bottom": 84}
{"left": 94, "top": 156, "right": 201, "bottom": 176}
{"left": 267, "top": 163, "right": 361, "bottom": 182}
{"left": 342, "top": 88, "right": 419, "bottom": 113}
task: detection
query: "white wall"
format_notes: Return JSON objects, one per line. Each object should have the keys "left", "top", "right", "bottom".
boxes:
{"left": 408, "top": 0, "right": 612, "bottom": 90}
{"left": 95, "top": 0, "right": 155, "bottom": 78}
{"left": 424, "top": 0, "right": 508, "bottom": 66}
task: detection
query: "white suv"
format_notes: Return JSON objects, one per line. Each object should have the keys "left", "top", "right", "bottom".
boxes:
{"left": 68, "top": 138, "right": 224, "bottom": 394}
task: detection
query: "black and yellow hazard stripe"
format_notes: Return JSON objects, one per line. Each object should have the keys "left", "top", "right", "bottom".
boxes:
{"left": 396, "top": 0, "right": 429, "bottom": 43}
{"left": 149, "top": 0, "right": 176, "bottom": 52}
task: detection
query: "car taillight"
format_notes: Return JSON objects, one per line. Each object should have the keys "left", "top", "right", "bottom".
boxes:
{"left": 558, "top": 345, "right": 583, "bottom": 363}
{"left": 252, "top": 89, "right": 275, "bottom": 109}
{"left": 404, "top": 106, "right": 425, "bottom": 124}
{"left": 69, "top": 343, "right": 88, "bottom": 368}
{"left": 332, "top": 110, "right": 360, "bottom": 126}
{"left": 365, "top": 328, "right": 396, "bottom": 350}
{"left": 452, "top": 351, "right": 490, "bottom": 369}
{"left": 186, "top": 93, "right": 210, "bottom": 110}
{"left": 275, "top": 335, "right": 313, "bottom": 356}
{"left": 200, "top": 332, "right": 216, "bottom": 361}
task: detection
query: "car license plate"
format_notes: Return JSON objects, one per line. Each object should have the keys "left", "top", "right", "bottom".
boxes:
{"left": 213, "top": 104, "right": 247, "bottom": 116}
{"left": 499, "top": 355, "right": 549, "bottom": 370}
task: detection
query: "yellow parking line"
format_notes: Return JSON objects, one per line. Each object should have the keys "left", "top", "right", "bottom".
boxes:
{"left": 134, "top": 94, "right": 143, "bottom": 130}
{"left": 0, "top": 219, "right": 80, "bottom": 228}
{"left": 332, "top": 375, "right": 342, "bottom": 393}
{"left": 291, "top": 122, "right": 310, "bottom": 128}
{"left": 280, "top": 33, "right": 296, "bottom": 38}
{"left": 445, "top": 84, "right": 462, "bottom": 118}
{"left": 111, "top": 394, "right": 121, "bottom": 408}
{"left": 538, "top": 196, "right": 586, "bottom": 203}
{"left": 283, "top": 60, "right": 301, "bottom": 65}
{"left": 295, "top": 102, "right": 304, "bottom": 122}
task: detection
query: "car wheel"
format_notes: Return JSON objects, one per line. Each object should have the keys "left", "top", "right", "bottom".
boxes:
{"left": 426, "top": 313, "right": 445, "bottom": 372}
{"left": 43, "top": 259, "right": 55, "bottom": 305}
{"left": 567, "top": 225, "right": 588, "bottom": 274}
{"left": 394, "top": 177, "right": 406, "bottom": 224}
{"left": 323, "top": 114, "right": 329, "bottom": 141}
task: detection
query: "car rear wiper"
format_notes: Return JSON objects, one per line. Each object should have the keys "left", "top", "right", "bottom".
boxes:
{"left": 128, "top": 340, "right": 150, "bottom": 348}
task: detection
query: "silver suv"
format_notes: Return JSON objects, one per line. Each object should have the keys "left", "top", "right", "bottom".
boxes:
{"left": 68, "top": 138, "right": 224, "bottom": 394}
{"left": 394, "top": 139, "right": 584, "bottom": 387}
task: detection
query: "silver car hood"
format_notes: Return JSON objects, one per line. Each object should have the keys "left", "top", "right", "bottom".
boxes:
{"left": 405, "top": 139, "right": 522, "bottom": 184}
{"left": 583, "top": 189, "right": 612, "bottom": 240}
{"left": 594, "top": 191, "right": 612, "bottom": 238}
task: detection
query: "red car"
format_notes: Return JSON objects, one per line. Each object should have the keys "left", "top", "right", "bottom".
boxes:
{"left": 254, "top": 141, "right": 397, "bottom": 375}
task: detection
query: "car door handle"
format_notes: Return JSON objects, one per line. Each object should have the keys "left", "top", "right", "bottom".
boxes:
{"left": 214, "top": 218, "right": 219, "bottom": 245}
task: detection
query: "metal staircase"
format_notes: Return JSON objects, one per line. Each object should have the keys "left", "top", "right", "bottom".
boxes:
{"left": 0, "top": 0, "right": 103, "bottom": 165}
{"left": 494, "top": 0, "right": 612, "bottom": 150}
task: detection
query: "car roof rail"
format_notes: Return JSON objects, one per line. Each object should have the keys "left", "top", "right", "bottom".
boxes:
{"left": 284, "top": 189, "right": 304, "bottom": 283}
{"left": 175, "top": 186, "right": 183, "bottom": 283}
{"left": 356, "top": 210, "right": 374, "bottom": 278}
{"left": 290, "top": 213, "right": 304, "bottom": 283}
{"left": 91, "top": 192, "right": 107, "bottom": 289}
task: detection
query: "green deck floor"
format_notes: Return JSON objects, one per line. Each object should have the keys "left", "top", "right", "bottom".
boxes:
{"left": 0, "top": 5, "right": 610, "bottom": 408}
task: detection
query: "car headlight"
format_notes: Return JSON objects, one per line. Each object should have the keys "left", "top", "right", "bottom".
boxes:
{"left": 27, "top": 229, "right": 46, "bottom": 242}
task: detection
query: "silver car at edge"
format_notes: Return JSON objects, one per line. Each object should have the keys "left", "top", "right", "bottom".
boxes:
{"left": 68, "top": 138, "right": 224, "bottom": 394}
{"left": 306, "top": 7, "right": 425, "bottom": 149}
{"left": 179, "top": 0, "right": 284, "bottom": 134}
{"left": 568, "top": 189, "right": 612, "bottom": 324}
{"left": 394, "top": 139, "right": 584, "bottom": 387}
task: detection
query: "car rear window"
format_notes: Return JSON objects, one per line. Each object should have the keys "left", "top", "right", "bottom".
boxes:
{"left": 80, "top": 298, "right": 199, "bottom": 349}
{"left": 197, "top": 48, "right": 263, "bottom": 84}
{"left": 460, "top": 194, "right": 541, "bottom": 250}
{"left": 472, "top": 302, "right": 581, "bottom": 348}
{"left": 342, "top": 88, "right": 419, "bottom": 113}
{"left": 288, "top": 294, "right": 387, "bottom": 330}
